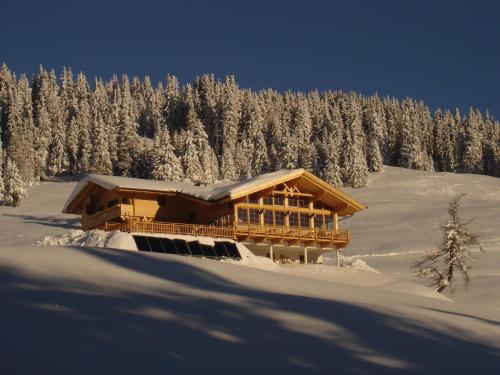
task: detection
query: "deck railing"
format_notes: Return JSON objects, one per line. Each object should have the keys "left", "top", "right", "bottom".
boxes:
{"left": 103, "top": 221, "right": 350, "bottom": 244}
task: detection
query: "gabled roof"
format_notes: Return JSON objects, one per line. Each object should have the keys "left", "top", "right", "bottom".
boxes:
{"left": 63, "top": 169, "right": 367, "bottom": 216}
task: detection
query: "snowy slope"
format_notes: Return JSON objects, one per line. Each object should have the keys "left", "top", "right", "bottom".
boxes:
{"left": 341, "top": 166, "right": 500, "bottom": 307}
{"left": 1, "top": 168, "right": 500, "bottom": 374}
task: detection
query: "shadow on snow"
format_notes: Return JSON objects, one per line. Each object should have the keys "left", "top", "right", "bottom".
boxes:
{"left": 1, "top": 246, "right": 499, "bottom": 374}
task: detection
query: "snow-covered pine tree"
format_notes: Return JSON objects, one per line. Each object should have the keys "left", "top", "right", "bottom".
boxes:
{"left": 74, "top": 72, "right": 92, "bottom": 175}
{"left": 362, "top": 96, "right": 384, "bottom": 172}
{"left": 217, "top": 76, "right": 240, "bottom": 180}
{"left": 381, "top": 97, "right": 400, "bottom": 165}
{"left": 45, "top": 69, "right": 66, "bottom": 176}
{"left": 397, "top": 99, "right": 428, "bottom": 170}
{"left": 340, "top": 97, "right": 368, "bottom": 188}
{"left": 264, "top": 91, "right": 286, "bottom": 170}
{"left": 412, "top": 193, "right": 484, "bottom": 292}
{"left": 319, "top": 101, "right": 343, "bottom": 187}
{"left": 60, "top": 67, "right": 80, "bottom": 176}
{"left": 150, "top": 128, "right": 183, "bottom": 181}
{"left": 4, "top": 77, "right": 35, "bottom": 184}
{"left": 164, "top": 74, "right": 182, "bottom": 131}
{"left": 0, "top": 134, "right": 4, "bottom": 201}
{"left": 183, "top": 99, "right": 219, "bottom": 183}
{"left": 460, "top": 108, "right": 484, "bottom": 174}
{"left": 115, "top": 75, "right": 138, "bottom": 176}
{"left": 293, "top": 94, "right": 315, "bottom": 171}
{"left": 2, "top": 157, "right": 26, "bottom": 206}
{"left": 433, "top": 110, "right": 458, "bottom": 172}
{"left": 89, "top": 80, "right": 113, "bottom": 175}
{"left": 482, "top": 113, "right": 500, "bottom": 177}
{"left": 239, "top": 91, "right": 268, "bottom": 176}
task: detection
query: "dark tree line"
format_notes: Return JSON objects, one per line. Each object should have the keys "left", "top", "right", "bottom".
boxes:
{"left": 0, "top": 63, "right": 499, "bottom": 206}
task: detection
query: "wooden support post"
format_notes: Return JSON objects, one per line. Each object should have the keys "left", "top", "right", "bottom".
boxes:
{"left": 309, "top": 201, "right": 315, "bottom": 228}
{"left": 304, "top": 247, "right": 308, "bottom": 264}
{"left": 259, "top": 197, "right": 265, "bottom": 225}
{"left": 234, "top": 204, "right": 238, "bottom": 225}
{"left": 336, "top": 247, "right": 341, "bottom": 268}
{"left": 334, "top": 212, "right": 339, "bottom": 234}
{"left": 284, "top": 196, "right": 289, "bottom": 227}
{"left": 269, "top": 244, "right": 274, "bottom": 261}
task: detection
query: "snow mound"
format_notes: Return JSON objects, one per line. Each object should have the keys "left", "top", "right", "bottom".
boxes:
{"left": 35, "top": 229, "right": 279, "bottom": 270}
{"left": 322, "top": 254, "right": 381, "bottom": 274}
{"left": 36, "top": 229, "right": 138, "bottom": 251}
{"left": 343, "top": 257, "right": 381, "bottom": 274}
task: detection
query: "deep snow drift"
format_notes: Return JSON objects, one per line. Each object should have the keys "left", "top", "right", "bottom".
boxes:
{"left": 1, "top": 166, "right": 500, "bottom": 374}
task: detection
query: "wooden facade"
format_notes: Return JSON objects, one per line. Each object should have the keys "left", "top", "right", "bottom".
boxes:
{"left": 63, "top": 170, "right": 366, "bottom": 261}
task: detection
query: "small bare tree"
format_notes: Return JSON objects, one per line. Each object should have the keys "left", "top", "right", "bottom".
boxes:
{"left": 412, "top": 193, "right": 484, "bottom": 293}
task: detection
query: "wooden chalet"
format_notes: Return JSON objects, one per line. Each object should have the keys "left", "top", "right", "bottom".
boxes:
{"left": 63, "top": 169, "right": 366, "bottom": 263}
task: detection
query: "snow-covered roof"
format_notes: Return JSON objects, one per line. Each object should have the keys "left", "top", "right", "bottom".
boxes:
{"left": 63, "top": 169, "right": 305, "bottom": 212}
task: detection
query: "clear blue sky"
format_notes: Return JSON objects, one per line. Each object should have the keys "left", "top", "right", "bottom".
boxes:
{"left": 2, "top": 0, "right": 499, "bottom": 117}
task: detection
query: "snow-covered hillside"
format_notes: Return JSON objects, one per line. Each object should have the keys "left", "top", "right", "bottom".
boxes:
{"left": 343, "top": 167, "right": 500, "bottom": 306}
{"left": 1, "top": 166, "right": 500, "bottom": 374}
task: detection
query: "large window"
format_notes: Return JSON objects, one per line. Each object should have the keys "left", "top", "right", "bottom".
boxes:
{"left": 238, "top": 208, "right": 248, "bottom": 223}
{"left": 249, "top": 209, "right": 260, "bottom": 224}
{"left": 289, "top": 212, "right": 299, "bottom": 227}
{"left": 263, "top": 196, "right": 273, "bottom": 205}
{"left": 288, "top": 198, "right": 307, "bottom": 208}
{"left": 249, "top": 195, "right": 259, "bottom": 204}
{"left": 300, "top": 213, "right": 310, "bottom": 228}
{"left": 264, "top": 210, "right": 274, "bottom": 225}
{"left": 275, "top": 211, "right": 285, "bottom": 226}
{"left": 314, "top": 215, "right": 324, "bottom": 228}
{"left": 274, "top": 197, "right": 284, "bottom": 206}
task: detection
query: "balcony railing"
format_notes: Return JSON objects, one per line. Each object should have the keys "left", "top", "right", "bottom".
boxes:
{"left": 103, "top": 220, "right": 350, "bottom": 244}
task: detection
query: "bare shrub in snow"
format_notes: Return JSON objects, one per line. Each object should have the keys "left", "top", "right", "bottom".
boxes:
{"left": 412, "top": 193, "right": 484, "bottom": 293}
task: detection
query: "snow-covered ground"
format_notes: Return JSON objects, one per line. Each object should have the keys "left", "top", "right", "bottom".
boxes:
{"left": 1, "top": 167, "right": 500, "bottom": 374}
{"left": 343, "top": 167, "right": 500, "bottom": 307}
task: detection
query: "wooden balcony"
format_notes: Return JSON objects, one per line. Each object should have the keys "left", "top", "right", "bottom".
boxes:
{"left": 82, "top": 204, "right": 134, "bottom": 230}
{"left": 103, "top": 220, "right": 350, "bottom": 245}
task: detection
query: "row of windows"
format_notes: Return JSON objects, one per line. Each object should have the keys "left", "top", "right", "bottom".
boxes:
{"left": 238, "top": 208, "right": 333, "bottom": 229}
{"left": 253, "top": 196, "right": 308, "bottom": 207}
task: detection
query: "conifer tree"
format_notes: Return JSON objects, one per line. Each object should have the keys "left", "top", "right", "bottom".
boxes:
{"left": 293, "top": 95, "right": 315, "bottom": 170}
{"left": 363, "top": 97, "right": 384, "bottom": 172}
{"left": 115, "top": 75, "right": 138, "bottom": 176}
{"left": 0, "top": 135, "right": 4, "bottom": 201}
{"left": 74, "top": 72, "right": 92, "bottom": 175}
{"left": 460, "top": 108, "right": 484, "bottom": 174}
{"left": 89, "top": 80, "right": 112, "bottom": 175}
{"left": 45, "top": 69, "right": 66, "bottom": 176}
{"left": 341, "top": 98, "right": 368, "bottom": 188}
{"left": 239, "top": 92, "right": 268, "bottom": 176}
{"left": 2, "top": 157, "right": 26, "bottom": 206}
{"left": 216, "top": 77, "right": 241, "bottom": 180}
{"left": 413, "top": 194, "right": 483, "bottom": 293}
{"left": 150, "top": 128, "right": 183, "bottom": 181}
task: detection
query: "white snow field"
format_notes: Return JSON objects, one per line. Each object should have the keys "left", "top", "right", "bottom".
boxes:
{"left": 1, "top": 167, "right": 500, "bottom": 374}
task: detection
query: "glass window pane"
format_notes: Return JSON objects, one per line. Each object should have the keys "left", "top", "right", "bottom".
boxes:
{"left": 249, "top": 195, "right": 259, "bottom": 204}
{"left": 274, "top": 197, "right": 283, "bottom": 206}
{"left": 237, "top": 208, "right": 248, "bottom": 223}
{"left": 314, "top": 215, "right": 323, "bottom": 228}
{"left": 275, "top": 211, "right": 285, "bottom": 225}
{"left": 249, "top": 209, "right": 260, "bottom": 224}
{"left": 289, "top": 212, "right": 299, "bottom": 227}
{"left": 300, "top": 213, "right": 309, "bottom": 227}
{"left": 264, "top": 211, "right": 274, "bottom": 225}
{"left": 263, "top": 196, "right": 273, "bottom": 205}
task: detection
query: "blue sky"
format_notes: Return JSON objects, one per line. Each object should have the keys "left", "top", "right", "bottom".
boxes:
{"left": 2, "top": 0, "right": 499, "bottom": 117}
